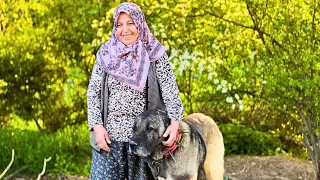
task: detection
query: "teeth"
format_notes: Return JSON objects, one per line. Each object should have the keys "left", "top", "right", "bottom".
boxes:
{"left": 123, "top": 34, "right": 132, "bottom": 38}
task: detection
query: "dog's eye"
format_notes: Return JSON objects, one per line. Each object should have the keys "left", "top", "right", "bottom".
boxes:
{"left": 146, "top": 126, "right": 155, "bottom": 131}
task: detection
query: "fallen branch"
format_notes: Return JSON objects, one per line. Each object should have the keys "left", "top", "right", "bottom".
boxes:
{"left": 227, "top": 175, "right": 239, "bottom": 180}
{"left": 3, "top": 166, "right": 29, "bottom": 180}
{"left": 36, "top": 157, "right": 52, "bottom": 180}
{"left": 261, "top": 175, "right": 290, "bottom": 180}
{"left": 37, "top": 157, "right": 51, "bottom": 180}
{"left": 0, "top": 149, "right": 14, "bottom": 179}
{"left": 231, "top": 157, "right": 249, "bottom": 176}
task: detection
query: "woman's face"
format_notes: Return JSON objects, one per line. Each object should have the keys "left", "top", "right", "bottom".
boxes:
{"left": 116, "top": 12, "right": 139, "bottom": 46}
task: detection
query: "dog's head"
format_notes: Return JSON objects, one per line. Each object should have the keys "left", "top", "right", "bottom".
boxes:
{"left": 130, "top": 109, "right": 170, "bottom": 157}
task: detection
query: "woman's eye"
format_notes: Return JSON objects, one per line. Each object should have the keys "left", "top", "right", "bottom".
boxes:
{"left": 128, "top": 22, "right": 135, "bottom": 25}
{"left": 116, "top": 24, "right": 122, "bottom": 27}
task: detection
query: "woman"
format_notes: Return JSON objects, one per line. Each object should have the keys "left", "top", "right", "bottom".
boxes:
{"left": 87, "top": 2, "right": 184, "bottom": 180}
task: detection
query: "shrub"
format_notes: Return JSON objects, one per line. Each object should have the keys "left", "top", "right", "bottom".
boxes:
{"left": 220, "top": 123, "right": 284, "bottom": 156}
{"left": 0, "top": 124, "right": 91, "bottom": 178}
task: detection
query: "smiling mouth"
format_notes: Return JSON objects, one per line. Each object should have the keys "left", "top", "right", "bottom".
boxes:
{"left": 122, "top": 34, "right": 133, "bottom": 38}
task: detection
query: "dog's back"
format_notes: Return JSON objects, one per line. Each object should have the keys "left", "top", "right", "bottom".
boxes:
{"left": 183, "top": 113, "right": 225, "bottom": 180}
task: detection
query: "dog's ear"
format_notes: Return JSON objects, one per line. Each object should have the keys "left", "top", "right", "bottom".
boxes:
{"left": 156, "top": 108, "right": 171, "bottom": 127}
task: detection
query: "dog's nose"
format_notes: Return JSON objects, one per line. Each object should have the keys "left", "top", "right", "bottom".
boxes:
{"left": 129, "top": 140, "right": 137, "bottom": 146}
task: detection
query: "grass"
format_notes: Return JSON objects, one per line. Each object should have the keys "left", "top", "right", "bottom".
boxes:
{"left": 0, "top": 118, "right": 308, "bottom": 179}
{"left": 0, "top": 119, "right": 92, "bottom": 179}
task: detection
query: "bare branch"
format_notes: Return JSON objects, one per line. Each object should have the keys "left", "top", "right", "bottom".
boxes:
{"left": 36, "top": 157, "right": 52, "bottom": 180}
{"left": 246, "top": 3, "right": 257, "bottom": 26}
{"left": 276, "top": 108, "right": 299, "bottom": 122}
{"left": 307, "top": 111, "right": 318, "bottom": 160}
{"left": 301, "top": 124, "right": 316, "bottom": 164}
{"left": 198, "top": 9, "right": 286, "bottom": 51}
{"left": 0, "top": 149, "right": 14, "bottom": 179}
{"left": 33, "top": 115, "right": 43, "bottom": 132}
{"left": 298, "top": 102, "right": 317, "bottom": 150}
{"left": 202, "top": 10, "right": 253, "bottom": 29}
{"left": 3, "top": 166, "right": 29, "bottom": 180}
{"left": 246, "top": 3, "right": 272, "bottom": 54}
{"left": 273, "top": 106, "right": 315, "bottom": 163}
{"left": 261, "top": 0, "right": 269, "bottom": 27}
{"left": 317, "top": 112, "right": 320, "bottom": 150}
{"left": 297, "top": 102, "right": 319, "bottom": 170}
{"left": 311, "top": 0, "right": 318, "bottom": 50}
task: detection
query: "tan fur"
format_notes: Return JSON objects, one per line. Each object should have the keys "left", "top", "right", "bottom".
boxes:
{"left": 190, "top": 175, "right": 198, "bottom": 180}
{"left": 183, "top": 113, "right": 225, "bottom": 180}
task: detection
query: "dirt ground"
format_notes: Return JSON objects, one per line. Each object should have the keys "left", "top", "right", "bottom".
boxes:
{"left": 224, "top": 155, "right": 316, "bottom": 180}
{"left": 12, "top": 156, "right": 316, "bottom": 180}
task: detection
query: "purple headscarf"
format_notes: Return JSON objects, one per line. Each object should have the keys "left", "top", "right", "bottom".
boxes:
{"left": 97, "top": 2, "right": 166, "bottom": 92}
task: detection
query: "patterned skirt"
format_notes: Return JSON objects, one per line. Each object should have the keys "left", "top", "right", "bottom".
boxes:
{"left": 89, "top": 141, "right": 154, "bottom": 180}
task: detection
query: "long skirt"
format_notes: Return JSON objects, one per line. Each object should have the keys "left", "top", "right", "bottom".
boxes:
{"left": 89, "top": 141, "right": 154, "bottom": 180}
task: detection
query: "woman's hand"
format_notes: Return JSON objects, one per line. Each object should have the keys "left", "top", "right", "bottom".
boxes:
{"left": 162, "top": 120, "right": 179, "bottom": 147}
{"left": 93, "top": 124, "right": 111, "bottom": 152}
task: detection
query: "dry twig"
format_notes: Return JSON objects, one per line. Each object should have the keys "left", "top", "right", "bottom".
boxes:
{"left": 232, "top": 156, "right": 249, "bottom": 176}
{"left": 36, "top": 157, "right": 52, "bottom": 180}
{"left": 261, "top": 175, "right": 290, "bottom": 180}
{"left": 3, "top": 166, "right": 29, "bottom": 180}
{"left": 0, "top": 149, "right": 15, "bottom": 179}
{"left": 227, "top": 175, "right": 239, "bottom": 180}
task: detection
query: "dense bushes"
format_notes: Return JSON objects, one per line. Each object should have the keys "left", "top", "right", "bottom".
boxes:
{"left": 0, "top": 124, "right": 91, "bottom": 178}
{"left": 220, "top": 124, "right": 284, "bottom": 156}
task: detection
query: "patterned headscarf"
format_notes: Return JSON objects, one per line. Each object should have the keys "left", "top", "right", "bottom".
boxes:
{"left": 98, "top": 2, "right": 166, "bottom": 92}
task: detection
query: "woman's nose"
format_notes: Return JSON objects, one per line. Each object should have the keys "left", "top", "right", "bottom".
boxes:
{"left": 122, "top": 24, "right": 129, "bottom": 32}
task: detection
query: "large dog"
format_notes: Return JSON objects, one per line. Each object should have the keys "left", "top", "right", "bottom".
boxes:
{"left": 130, "top": 109, "right": 225, "bottom": 180}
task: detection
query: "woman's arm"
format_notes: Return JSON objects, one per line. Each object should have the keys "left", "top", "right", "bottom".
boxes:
{"left": 87, "top": 54, "right": 111, "bottom": 151}
{"left": 155, "top": 52, "right": 184, "bottom": 121}
{"left": 155, "top": 52, "right": 184, "bottom": 146}
{"left": 87, "top": 56, "right": 104, "bottom": 130}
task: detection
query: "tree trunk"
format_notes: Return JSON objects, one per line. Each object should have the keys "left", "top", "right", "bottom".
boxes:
{"left": 33, "top": 115, "right": 43, "bottom": 132}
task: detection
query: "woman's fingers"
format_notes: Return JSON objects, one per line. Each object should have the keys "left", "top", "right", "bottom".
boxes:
{"left": 104, "top": 133, "right": 111, "bottom": 144}
{"left": 162, "top": 120, "right": 179, "bottom": 146}
{"left": 94, "top": 125, "right": 112, "bottom": 152}
{"left": 98, "top": 140, "right": 110, "bottom": 152}
{"left": 162, "top": 133, "right": 175, "bottom": 146}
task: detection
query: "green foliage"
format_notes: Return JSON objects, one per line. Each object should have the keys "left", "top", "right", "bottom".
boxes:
{"left": 220, "top": 123, "right": 284, "bottom": 156}
{"left": 0, "top": 0, "right": 116, "bottom": 131}
{"left": 0, "top": 124, "right": 91, "bottom": 178}
{"left": 1, "top": 0, "right": 320, "bottom": 175}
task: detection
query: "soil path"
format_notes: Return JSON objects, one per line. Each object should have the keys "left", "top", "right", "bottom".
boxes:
{"left": 14, "top": 156, "right": 316, "bottom": 180}
{"left": 224, "top": 155, "right": 315, "bottom": 180}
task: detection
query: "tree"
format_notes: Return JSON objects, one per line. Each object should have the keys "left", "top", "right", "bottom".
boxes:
{"left": 2, "top": 0, "right": 320, "bottom": 177}
{"left": 0, "top": 0, "right": 114, "bottom": 131}
{"left": 91, "top": 0, "right": 320, "bottom": 176}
